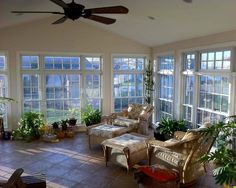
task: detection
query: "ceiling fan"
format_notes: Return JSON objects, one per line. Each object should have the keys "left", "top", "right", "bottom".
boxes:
{"left": 11, "top": 0, "right": 129, "bottom": 25}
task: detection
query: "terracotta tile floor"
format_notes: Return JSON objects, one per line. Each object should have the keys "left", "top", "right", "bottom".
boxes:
{"left": 0, "top": 132, "right": 221, "bottom": 188}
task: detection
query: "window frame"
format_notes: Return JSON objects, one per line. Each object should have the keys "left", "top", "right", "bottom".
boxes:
{"left": 19, "top": 53, "right": 103, "bottom": 123}
{"left": 155, "top": 54, "right": 175, "bottom": 121}
{"left": 181, "top": 48, "right": 233, "bottom": 127}
{"left": 0, "top": 52, "right": 10, "bottom": 128}
{"left": 112, "top": 55, "right": 146, "bottom": 112}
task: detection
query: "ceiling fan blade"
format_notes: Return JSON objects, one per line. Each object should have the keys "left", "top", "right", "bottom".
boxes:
{"left": 85, "top": 6, "right": 128, "bottom": 14}
{"left": 85, "top": 15, "right": 116, "bottom": 25}
{"left": 11, "top": 11, "right": 64, "bottom": 15}
{"left": 183, "top": 0, "right": 192, "bottom": 3}
{"left": 50, "top": 0, "right": 69, "bottom": 9}
{"left": 52, "top": 16, "right": 68, "bottom": 24}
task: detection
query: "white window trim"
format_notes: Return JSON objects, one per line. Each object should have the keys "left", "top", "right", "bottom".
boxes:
{"left": 17, "top": 52, "right": 103, "bottom": 122}
{"left": 0, "top": 51, "right": 11, "bottom": 128}
{"left": 111, "top": 54, "right": 148, "bottom": 112}
{"left": 181, "top": 48, "right": 234, "bottom": 126}
{"left": 155, "top": 54, "right": 175, "bottom": 121}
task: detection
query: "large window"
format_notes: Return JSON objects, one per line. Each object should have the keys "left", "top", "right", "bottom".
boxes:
{"left": 182, "top": 50, "right": 231, "bottom": 126}
{"left": 113, "top": 56, "right": 145, "bottom": 112}
{"left": 157, "top": 55, "right": 174, "bottom": 120}
{"left": 20, "top": 54, "right": 102, "bottom": 123}
{"left": 0, "top": 54, "right": 9, "bottom": 127}
{"left": 197, "top": 49, "right": 231, "bottom": 124}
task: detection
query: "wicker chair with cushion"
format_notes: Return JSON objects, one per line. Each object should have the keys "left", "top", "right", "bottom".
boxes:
{"left": 148, "top": 123, "right": 216, "bottom": 185}
{"left": 109, "top": 103, "right": 154, "bottom": 135}
{"left": 0, "top": 168, "right": 25, "bottom": 188}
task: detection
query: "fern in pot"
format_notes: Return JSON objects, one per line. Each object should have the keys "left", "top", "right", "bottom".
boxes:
{"left": 12, "top": 112, "right": 45, "bottom": 142}
{"left": 154, "top": 117, "right": 187, "bottom": 141}
{"left": 81, "top": 105, "right": 101, "bottom": 126}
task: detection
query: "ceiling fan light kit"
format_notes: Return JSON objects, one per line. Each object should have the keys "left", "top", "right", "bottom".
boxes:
{"left": 11, "top": 0, "right": 129, "bottom": 25}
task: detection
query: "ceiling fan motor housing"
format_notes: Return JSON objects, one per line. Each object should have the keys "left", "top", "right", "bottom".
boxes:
{"left": 64, "top": 2, "right": 85, "bottom": 20}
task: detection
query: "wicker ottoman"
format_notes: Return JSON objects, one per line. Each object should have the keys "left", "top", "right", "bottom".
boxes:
{"left": 87, "top": 123, "right": 132, "bottom": 148}
{"left": 102, "top": 133, "right": 151, "bottom": 171}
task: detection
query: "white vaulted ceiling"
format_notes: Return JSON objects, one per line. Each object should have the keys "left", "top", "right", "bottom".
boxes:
{"left": 1, "top": 0, "right": 236, "bottom": 46}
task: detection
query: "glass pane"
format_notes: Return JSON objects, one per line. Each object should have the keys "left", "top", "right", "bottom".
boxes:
{"left": 137, "top": 58, "right": 144, "bottom": 70}
{"left": 200, "top": 76, "right": 206, "bottom": 92}
{"left": 223, "top": 51, "right": 231, "bottom": 60}
{"left": 223, "top": 61, "right": 230, "bottom": 69}
{"left": 207, "top": 76, "right": 214, "bottom": 93}
{"left": 207, "top": 61, "right": 214, "bottom": 69}
{"left": 71, "top": 57, "right": 80, "bottom": 70}
{"left": 214, "top": 77, "right": 221, "bottom": 94}
{"left": 44, "top": 56, "right": 54, "bottom": 69}
{"left": 0, "top": 56, "right": 5, "bottom": 70}
{"left": 222, "top": 77, "right": 229, "bottom": 95}
{"left": 159, "top": 55, "right": 174, "bottom": 70}
{"left": 221, "top": 96, "right": 228, "bottom": 113}
{"left": 21, "top": 55, "right": 39, "bottom": 70}
{"left": 215, "top": 52, "right": 223, "bottom": 60}
{"left": 184, "top": 76, "right": 194, "bottom": 105}
{"left": 215, "top": 61, "right": 222, "bottom": 69}
{"left": 121, "top": 98, "right": 128, "bottom": 109}
{"left": 114, "top": 98, "right": 121, "bottom": 111}
{"left": 201, "top": 61, "right": 207, "bottom": 69}
{"left": 201, "top": 53, "right": 207, "bottom": 61}
{"left": 199, "top": 92, "right": 205, "bottom": 108}
{"left": 208, "top": 52, "right": 214, "bottom": 61}
{"left": 54, "top": 57, "right": 62, "bottom": 69}
{"left": 213, "top": 95, "right": 221, "bottom": 111}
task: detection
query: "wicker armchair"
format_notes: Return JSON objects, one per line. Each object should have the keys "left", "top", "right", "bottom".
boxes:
{"left": 108, "top": 103, "right": 154, "bottom": 135}
{"left": 149, "top": 125, "right": 216, "bottom": 185}
{"left": 0, "top": 168, "right": 25, "bottom": 188}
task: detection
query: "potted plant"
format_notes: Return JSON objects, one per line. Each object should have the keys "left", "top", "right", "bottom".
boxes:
{"left": 68, "top": 108, "right": 79, "bottom": 126}
{"left": 52, "top": 121, "right": 60, "bottom": 129}
{"left": 60, "top": 119, "right": 68, "bottom": 131}
{"left": 0, "top": 97, "right": 15, "bottom": 139}
{"left": 81, "top": 105, "right": 102, "bottom": 126}
{"left": 154, "top": 117, "right": 187, "bottom": 140}
{"left": 200, "top": 116, "right": 236, "bottom": 187}
{"left": 12, "top": 112, "right": 45, "bottom": 142}
{"left": 144, "top": 60, "right": 154, "bottom": 104}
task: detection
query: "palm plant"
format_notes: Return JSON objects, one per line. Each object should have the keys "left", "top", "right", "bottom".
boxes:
{"left": 200, "top": 117, "right": 236, "bottom": 185}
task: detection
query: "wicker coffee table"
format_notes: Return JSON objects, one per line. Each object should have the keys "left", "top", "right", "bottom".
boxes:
{"left": 102, "top": 133, "right": 151, "bottom": 171}
{"left": 87, "top": 123, "right": 132, "bottom": 148}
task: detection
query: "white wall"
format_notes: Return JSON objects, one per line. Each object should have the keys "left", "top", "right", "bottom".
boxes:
{"left": 0, "top": 16, "right": 151, "bottom": 129}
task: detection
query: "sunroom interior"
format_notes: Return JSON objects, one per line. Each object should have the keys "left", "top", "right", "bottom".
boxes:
{"left": 0, "top": 0, "right": 236, "bottom": 187}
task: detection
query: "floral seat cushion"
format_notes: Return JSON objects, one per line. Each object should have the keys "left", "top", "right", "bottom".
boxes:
{"left": 88, "top": 124, "right": 130, "bottom": 138}
{"left": 127, "top": 104, "right": 153, "bottom": 120}
{"left": 113, "top": 117, "right": 139, "bottom": 128}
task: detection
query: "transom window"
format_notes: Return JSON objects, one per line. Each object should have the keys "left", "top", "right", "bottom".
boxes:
{"left": 113, "top": 56, "right": 145, "bottom": 112}
{"left": 44, "top": 56, "right": 80, "bottom": 70}
{"left": 200, "top": 50, "right": 231, "bottom": 70}
{"left": 20, "top": 54, "right": 102, "bottom": 123}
